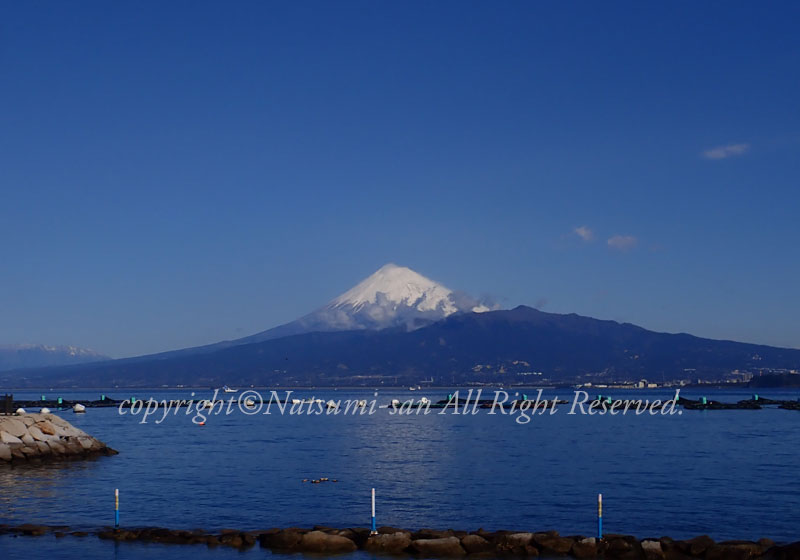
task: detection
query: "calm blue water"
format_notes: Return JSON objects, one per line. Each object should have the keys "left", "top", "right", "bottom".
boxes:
{"left": 1, "top": 387, "right": 799, "bottom": 558}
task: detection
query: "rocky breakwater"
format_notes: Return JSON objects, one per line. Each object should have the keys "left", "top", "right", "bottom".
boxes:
{"left": 3, "top": 524, "right": 800, "bottom": 558}
{"left": 0, "top": 413, "right": 117, "bottom": 463}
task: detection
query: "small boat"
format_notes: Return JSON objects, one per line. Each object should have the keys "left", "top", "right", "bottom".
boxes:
{"left": 222, "top": 385, "right": 238, "bottom": 393}
{"left": 244, "top": 398, "right": 256, "bottom": 408}
{"left": 409, "top": 386, "right": 416, "bottom": 391}
{"left": 291, "top": 398, "right": 302, "bottom": 405}
{"left": 419, "top": 397, "right": 430, "bottom": 406}
{"left": 326, "top": 400, "right": 338, "bottom": 410}
{"left": 73, "top": 403, "right": 86, "bottom": 413}
{"left": 357, "top": 399, "right": 367, "bottom": 408}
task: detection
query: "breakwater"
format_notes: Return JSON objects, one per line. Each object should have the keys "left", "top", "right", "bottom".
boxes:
{"left": 0, "top": 413, "right": 117, "bottom": 463}
{"left": 1, "top": 524, "right": 797, "bottom": 558}
{"left": 7, "top": 392, "right": 800, "bottom": 413}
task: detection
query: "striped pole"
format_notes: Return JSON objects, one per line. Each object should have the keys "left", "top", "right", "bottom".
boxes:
{"left": 370, "top": 488, "right": 377, "bottom": 534}
{"left": 597, "top": 493, "right": 602, "bottom": 539}
{"left": 115, "top": 489, "right": 120, "bottom": 529}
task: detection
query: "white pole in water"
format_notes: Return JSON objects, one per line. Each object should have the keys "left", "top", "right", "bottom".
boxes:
{"left": 371, "top": 488, "right": 377, "bottom": 534}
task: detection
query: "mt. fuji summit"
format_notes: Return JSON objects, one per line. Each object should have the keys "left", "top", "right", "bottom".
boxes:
{"left": 235, "top": 264, "right": 491, "bottom": 344}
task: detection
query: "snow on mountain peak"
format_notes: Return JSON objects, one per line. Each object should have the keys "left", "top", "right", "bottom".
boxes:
{"left": 330, "top": 263, "right": 458, "bottom": 315}
{"left": 0, "top": 344, "right": 109, "bottom": 372}
{"left": 233, "top": 263, "right": 495, "bottom": 345}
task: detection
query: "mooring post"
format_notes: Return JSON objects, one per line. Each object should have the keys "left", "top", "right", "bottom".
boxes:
{"left": 115, "top": 488, "right": 120, "bottom": 529}
{"left": 371, "top": 488, "right": 377, "bottom": 535}
{"left": 597, "top": 493, "right": 602, "bottom": 539}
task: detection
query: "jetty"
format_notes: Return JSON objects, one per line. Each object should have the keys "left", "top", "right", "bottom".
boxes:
{"left": 0, "top": 524, "right": 797, "bottom": 558}
{"left": 3, "top": 392, "right": 799, "bottom": 413}
{"left": 0, "top": 412, "right": 117, "bottom": 463}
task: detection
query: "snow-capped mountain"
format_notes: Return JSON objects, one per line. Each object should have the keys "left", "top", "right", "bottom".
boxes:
{"left": 235, "top": 263, "right": 492, "bottom": 344}
{"left": 0, "top": 344, "right": 109, "bottom": 372}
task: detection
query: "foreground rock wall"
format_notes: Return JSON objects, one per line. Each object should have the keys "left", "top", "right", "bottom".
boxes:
{"left": 2, "top": 524, "right": 799, "bottom": 559}
{"left": 0, "top": 413, "right": 117, "bottom": 463}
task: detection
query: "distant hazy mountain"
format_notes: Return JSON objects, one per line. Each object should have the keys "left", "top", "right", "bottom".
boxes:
{"left": 7, "top": 306, "right": 800, "bottom": 387}
{"left": 0, "top": 344, "right": 109, "bottom": 372}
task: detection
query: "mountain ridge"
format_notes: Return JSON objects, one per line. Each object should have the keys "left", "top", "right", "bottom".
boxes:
{"left": 0, "top": 344, "right": 109, "bottom": 372}
{"left": 96, "top": 263, "right": 492, "bottom": 363}
{"left": 4, "top": 305, "right": 798, "bottom": 387}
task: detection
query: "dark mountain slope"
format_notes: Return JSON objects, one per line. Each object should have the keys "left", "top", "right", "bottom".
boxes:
{"left": 4, "top": 306, "right": 798, "bottom": 387}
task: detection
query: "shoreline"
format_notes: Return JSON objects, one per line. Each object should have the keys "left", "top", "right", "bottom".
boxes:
{"left": 1, "top": 523, "right": 796, "bottom": 558}
{"left": 7, "top": 393, "right": 800, "bottom": 413}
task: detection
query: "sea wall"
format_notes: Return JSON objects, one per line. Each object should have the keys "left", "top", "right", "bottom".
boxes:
{"left": 0, "top": 413, "right": 117, "bottom": 463}
{"left": 1, "top": 524, "right": 798, "bottom": 559}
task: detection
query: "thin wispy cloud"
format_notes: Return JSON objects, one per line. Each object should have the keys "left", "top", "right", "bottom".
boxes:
{"left": 702, "top": 143, "right": 750, "bottom": 160}
{"left": 574, "top": 226, "right": 594, "bottom": 242}
{"left": 607, "top": 235, "right": 638, "bottom": 251}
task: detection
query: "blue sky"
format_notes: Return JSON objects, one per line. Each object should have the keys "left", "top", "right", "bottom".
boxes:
{"left": 2, "top": 1, "right": 799, "bottom": 357}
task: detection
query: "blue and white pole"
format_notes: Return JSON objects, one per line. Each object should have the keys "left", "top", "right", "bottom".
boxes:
{"left": 115, "top": 489, "right": 120, "bottom": 529}
{"left": 371, "top": 488, "right": 377, "bottom": 535}
{"left": 597, "top": 493, "right": 602, "bottom": 539}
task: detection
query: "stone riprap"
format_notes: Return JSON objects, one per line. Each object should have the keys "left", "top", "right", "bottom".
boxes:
{"left": 1, "top": 524, "right": 798, "bottom": 559}
{"left": 0, "top": 413, "right": 117, "bottom": 463}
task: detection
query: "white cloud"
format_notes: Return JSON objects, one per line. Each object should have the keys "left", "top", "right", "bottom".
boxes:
{"left": 702, "top": 143, "right": 750, "bottom": 160}
{"left": 607, "top": 235, "right": 638, "bottom": 251}
{"left": 574, "top": 226, "right": 594, "bottom": 242}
